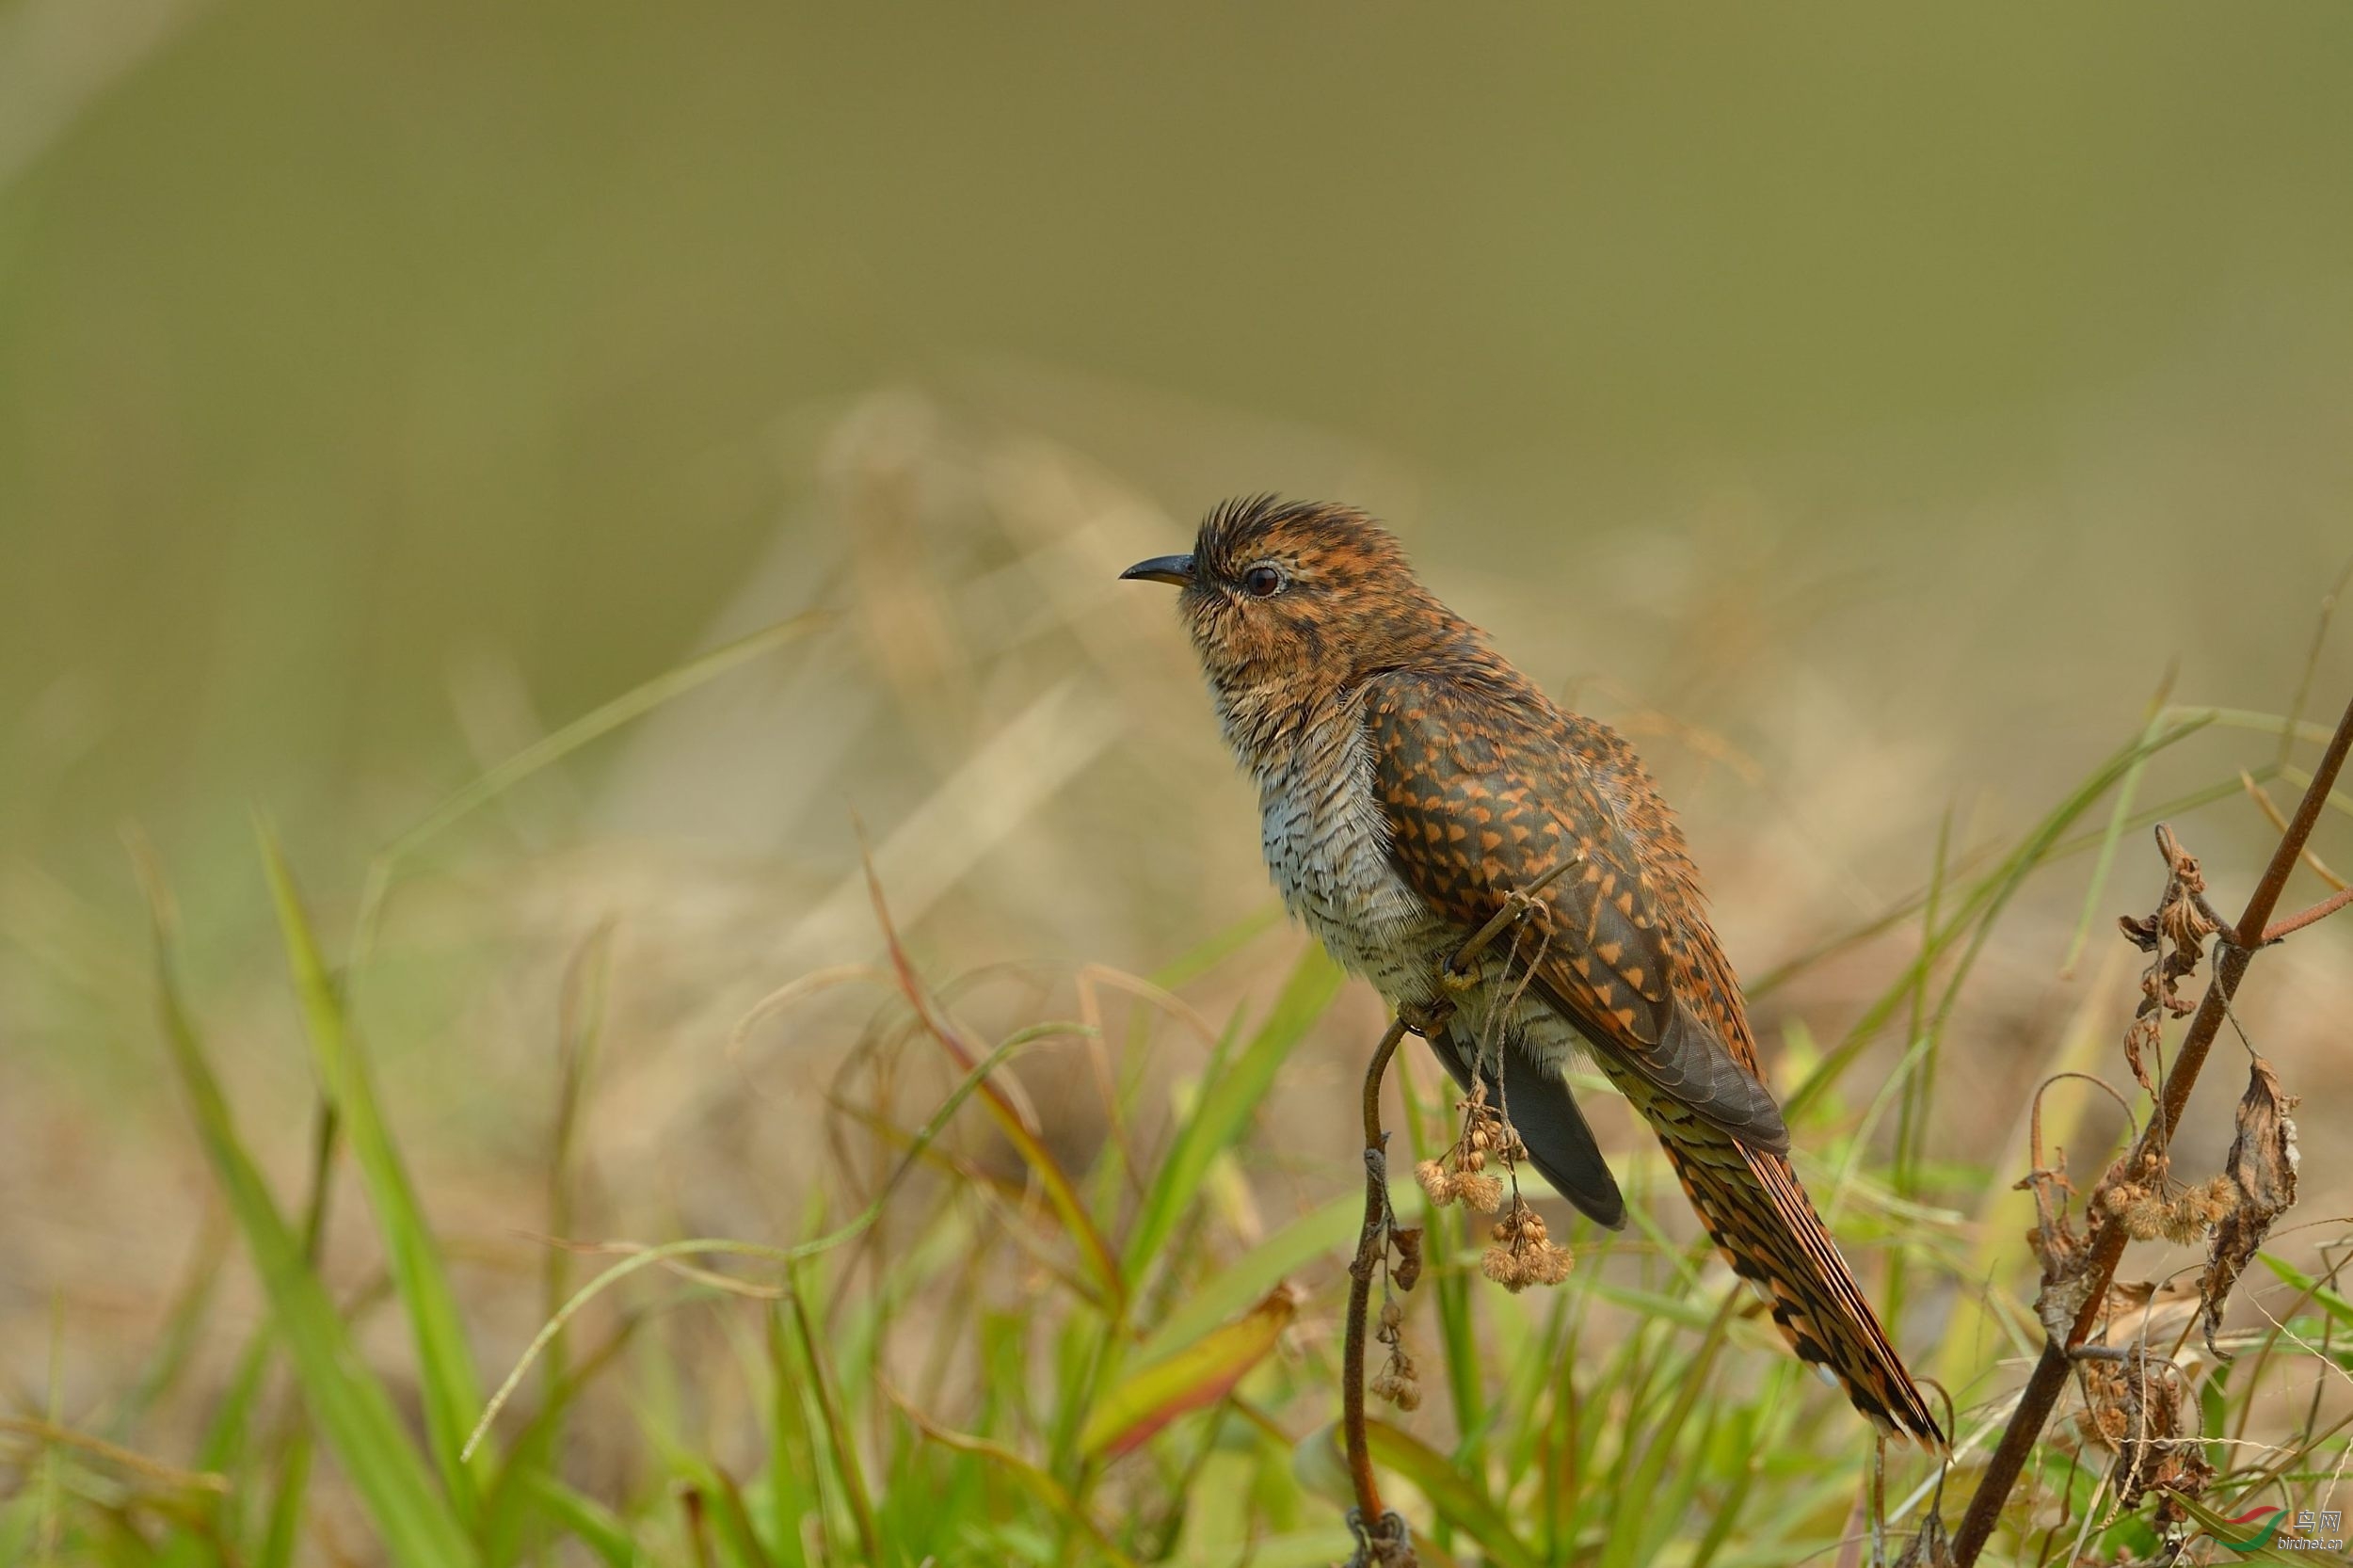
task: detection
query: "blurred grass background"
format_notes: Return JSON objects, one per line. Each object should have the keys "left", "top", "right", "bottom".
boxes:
{"left": 6, "top": 3, "right": 2353, "bottom": 1563}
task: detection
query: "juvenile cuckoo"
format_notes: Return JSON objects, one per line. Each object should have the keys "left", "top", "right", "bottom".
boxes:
{"left": 1124, "top": 495, "right": 1943, "bottom": 1448}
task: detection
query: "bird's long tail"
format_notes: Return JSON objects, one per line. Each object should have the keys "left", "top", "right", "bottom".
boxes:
{"left": 1618, "top": 1074, "right": 1946, "bottom": 1448}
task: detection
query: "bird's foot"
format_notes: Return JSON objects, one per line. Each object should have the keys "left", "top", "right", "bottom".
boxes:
{"left": 1342, "top": 1509, "right": 1417, "bottom": 1568}
{"left": 1436, "top": 957, "right": 1483, "bottom": 996}
{"left": 1396, "top": 999, "right": 1453, "bottom": 1038}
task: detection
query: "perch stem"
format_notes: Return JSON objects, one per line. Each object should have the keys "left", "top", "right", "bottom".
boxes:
{"left": 1338, "top": 854, "right": 1573, "bottom": 1560}
{"left": 1343, "top": 1015, "right": 1413, "bottom": 1529}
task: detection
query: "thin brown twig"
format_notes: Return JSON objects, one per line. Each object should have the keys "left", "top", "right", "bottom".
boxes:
{"left": 1951, "top": 688, "right": 2353, "bottom": 1565}
{"left": 0, "top": 1416, "right": 230, "bottom": 1494}
{"left": 2275, "top": 556, "right": 2353, "bottom": 771}
{"left": 2263, "top": 883, "right": 2353, "bottom": 943}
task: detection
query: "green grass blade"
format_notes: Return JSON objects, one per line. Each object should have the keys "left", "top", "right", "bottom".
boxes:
{"left": 2059, "top": 674, "right": 2175, "bottom": 976}
{"left": 254, "top": 1434, "right": 312, "bottom": 1568}
{"left": 1600, "top": 1290, "right": 1736, "bottom": 1568}
{"left": 2258, "top": 1255, "right": 2353, "bottom": 1333}
{"left": 113, "top": 1210, "right": 230, "bottom": 1435}
{"left": 1355, "top": 1418, "right": 1540, "bottom": 1568}
{"left": 660, "top": 1461, "right": 776, "bottom": 1568}
{"left": 764, "top": 1308, "right": 824, "bottom": 1568}
{"left": 1137, "top": 1189, "right": 1410, "bottom": 1364}
{"left": 781, "top": 1285, "right": 882, "bottom": 1565}
{"left": 152, "top": 1330, "right": 271, "bottom": 1568}
{"left": 866, "top": 860, "right": 1126, "bottom": 1312}
{"left": 546, "top": 922, "right": 615, "bottom": 1393}
{"left": 520, "top": 1474, "right": 636, "bottom": 1568}
{"left": 1080, "top": 1286, "right": 1298, "bottom": 1458}
{"left": 1784, "top": 713, "right": 2210, "bottom": 1123}
{"left": 889, "top": 1396, "right": 1141, "bottom": 1568}
{"left": 258, "top": 823, "right": 488, "bottom": 1508}
{"left": 351, "top": 610, "right": 828, "bottom": 964}
{"left": 149, "top": 912, "right": 479, "bottom": 1568}
{"left": 1144, "top": 904, "right": 1285, "bottom": 992}
{"left": 1685, "top": 1402, "right": 1765, "bottom": 1568}
{"left": 2170, "top": 1494, "right": 2306, "bottom": 1565}
{"left": 478, "top": 1311, "right": 646, "bottom": 1566}
{"left": 464, "top": 996, "right": 1049, "bottom": 1463}
{"left": 1919, "top": 719, "right": 2212, "bottom": 1057}
{"left": 1121, "top": 947, "right": 1344, "bottom": 1289}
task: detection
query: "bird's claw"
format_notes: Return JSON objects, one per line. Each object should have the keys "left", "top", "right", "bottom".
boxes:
{"left": 1437, "top": 957, "right": 1482, "bottom": 995}
{"left": 1343, "top": 1509, "right": 1417, "bottom": 1568}
{"left": 1396, "top": 999, "right": 1447, "bottom": 1038}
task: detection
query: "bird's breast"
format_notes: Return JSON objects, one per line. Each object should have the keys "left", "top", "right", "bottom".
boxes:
{"left": 1254, "top": 715, "right": 1448, "bottom": 1003}
{"left": 1247, "top": 708, "right": 1596, "bottom": 1083}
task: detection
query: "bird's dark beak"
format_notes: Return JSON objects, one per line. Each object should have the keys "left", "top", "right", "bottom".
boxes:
{"left": 1119, "top": 553, "right": 1194, "bottom": 587}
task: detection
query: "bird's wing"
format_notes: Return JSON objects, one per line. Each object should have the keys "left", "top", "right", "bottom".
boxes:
{"left": 1364, "top": 669, "right": 1789, "bottom": 1156}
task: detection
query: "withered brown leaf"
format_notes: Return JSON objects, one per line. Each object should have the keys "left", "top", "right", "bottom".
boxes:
{"left": 2076, "top": 1343, "right": 2213, "bottom": 1510}
{"left": 2199, "top": 1055, "right": 2301, "bottom": 1354}
{"left": 1390, "top": 1225, "right": 1424, "bottom": 1293}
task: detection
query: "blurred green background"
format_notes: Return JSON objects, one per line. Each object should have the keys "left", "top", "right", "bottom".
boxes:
{"left": 6, "top": 1, "right": 2353, "bottom": 1551}
{"left": 9, "top": 0, "right": 2353, "bottom": 868}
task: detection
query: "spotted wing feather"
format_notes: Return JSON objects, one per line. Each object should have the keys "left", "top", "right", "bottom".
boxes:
{"left": 1364, "top": 670, "right": 1787, "bottom": 1155}
{"left": 1364, "top": 666, "right": 1943, "bottom": 1448}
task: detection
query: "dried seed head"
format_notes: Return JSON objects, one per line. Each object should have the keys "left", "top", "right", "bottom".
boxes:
{"left": 1522, "top": 1239, "right": 1574, "bottom": 1287}
{"left": 2104, "top": 1174, "right": 2235, "bottom": 1245}
{"left": 1480, "top": 1244, "right": 1529, "bottom": 1291}
{"left": 1476, "top": 1195, "right": 1574, "bottom": 1292}
{"left": 1414, "top": 1160, "right": 1455, "bottom": 1206}
{"left": 2101, "top": 1181, "right": 2159, "bottom": 1240}
{"left": 2195, "top": 1175, "right": 2237, "bottom": 1222}
{"left": 1379, "top": 1298, "right": 1404, "bottom": 1334}
{"left": 1489, "top": 1194, "right": 1546, "bottom": 1243}
{"left": 1370, "top": 1366, "right": 1421, "bottom": 1412}
{"left": 2159, "top": 1181, "right": 2233, "bottom": 1245}
{"left": 1454, "top": 1172, "right": 1504, "bottom": 1212}
{"left": 2123, "top": 1194, "right": 2170, "bottom": 1242}
{"left": 1371, "top": 1345, "right": 1421, "bottom": 1411}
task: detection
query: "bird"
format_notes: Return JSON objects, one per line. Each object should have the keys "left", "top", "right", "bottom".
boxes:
{"left": 1123, "top": 495, "right": 1944, "bottom": 1448}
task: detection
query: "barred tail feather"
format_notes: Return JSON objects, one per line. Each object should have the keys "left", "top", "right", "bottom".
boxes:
{"left": 1639, "top": 1088, "right": 1946, "bottom": 1448}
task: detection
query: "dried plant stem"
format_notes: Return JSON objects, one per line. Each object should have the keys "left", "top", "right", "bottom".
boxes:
{"left": 1339, "top": 861, "right": 1570, "bottom": 1566}
{"left": 1343, "top": 1015, "right": 1415, "bottom": 1554}
{"left": 2240, "top": 771, "right": 2348, "bottom": 891}
{"left": 2263, "top": 882, "right": 2353, "bottom": 942}
{"left": 1951, "top": 688, "right": 2353, "bottom": 1565}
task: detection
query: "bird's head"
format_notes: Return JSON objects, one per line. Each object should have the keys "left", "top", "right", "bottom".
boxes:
{"left": 1122, "top": 497, "right": 1474, "bottom": 715}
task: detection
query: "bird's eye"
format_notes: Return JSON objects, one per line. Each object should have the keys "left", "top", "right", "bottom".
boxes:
{"left": 1242, "top": 564, "right": 1288, "bottom": 599}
